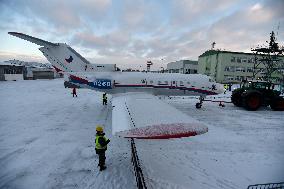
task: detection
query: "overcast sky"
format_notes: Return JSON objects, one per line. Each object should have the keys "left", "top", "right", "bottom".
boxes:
{"left": 0, "top": 0, "right": 283, "bottom": 69}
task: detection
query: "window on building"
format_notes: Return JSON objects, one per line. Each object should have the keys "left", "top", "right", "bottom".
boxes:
{"left": 235, "top": 76, "right": 244, "bottom": 81}
{"left": 241, "top": 58, "right": 247, "bottom": 63}
{"left": 236, "top": 67, "right": 245, "bottom": 72}
{"left": 237, "top": 58, "right": 241, "bottom": 63}
{"left": 224, "top": 75, "right": 234, "bottom": 81}
{"left": 247, "top": 67, "right": 253, "bottom": 72}
{"left": 193, "top": 70, "right": 197, "bottom": 73}
{"left": 231, "top": 57, "right": 236, "bottom": 62}
{"left": 224, "top": 66, "right": 235, "bottom": 72}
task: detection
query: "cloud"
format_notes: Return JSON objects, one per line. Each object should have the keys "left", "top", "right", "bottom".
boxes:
{"left": 1, "top": 0, "right": 283, "bottom": 70}
{"left": 0, "top": 51, "right": 47, "bottom": 63}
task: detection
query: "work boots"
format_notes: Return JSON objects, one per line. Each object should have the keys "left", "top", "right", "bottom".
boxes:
{"left": 100, "top": 165, "right": 107, "bottom": 171}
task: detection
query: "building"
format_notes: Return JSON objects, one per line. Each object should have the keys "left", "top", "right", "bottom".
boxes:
{"left": 0, "top": 62, "right": 24, "bottom": 81}
{"left": 198, "top": 50, "right": 284, "bottom": 84}
{"left": 3, "top": 60, "right": 62, "bottom": 80}
{"left": 167, "top": 60, "right": 198, "bottom": 74}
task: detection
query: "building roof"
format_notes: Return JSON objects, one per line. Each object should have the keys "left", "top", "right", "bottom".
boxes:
{"left": 183, "top": 60, "right": 198, "bottom": 65}
{"left": 198, "top": 50, "right": 257, "bottom": 58}
{"left": 168, "top": 60, "right": 198, "bottom": 65}
{"left": 0, "top": 62, "right": 24, "bottom": 67}
{"left": 199, "top": 49, "right": 284, "bottom": 58}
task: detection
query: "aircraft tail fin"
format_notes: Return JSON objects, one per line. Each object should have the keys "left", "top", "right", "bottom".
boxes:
{"left": 8, "top": 32, "right": 58, "bottom": 47}
{"left": 8, "top": 32, "right": 118, "bottom": 73}
{"left": 9, "top": 32, "right": 94, "bottom": 73}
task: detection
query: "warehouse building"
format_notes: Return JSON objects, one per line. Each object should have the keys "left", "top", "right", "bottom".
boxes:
{"left": 0, "top": 62, "right": 24, "bottom": 81}
{"left": 3, "top": 60, "right": 61, "bottom": 80}
{"left": 198, "top": 50, "right": 284, "bottom": 84}
{"left": 167, "top": 60, "right": 198, "bottom": 74}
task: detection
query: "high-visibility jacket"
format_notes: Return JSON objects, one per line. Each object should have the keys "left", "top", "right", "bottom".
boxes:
{"left": 95, "top": 135, "right": 108, "bottom": 150}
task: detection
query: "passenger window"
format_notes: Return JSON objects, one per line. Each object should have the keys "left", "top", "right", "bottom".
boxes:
{"left": 172, "top": 81, "right": 175, "bottom": 84}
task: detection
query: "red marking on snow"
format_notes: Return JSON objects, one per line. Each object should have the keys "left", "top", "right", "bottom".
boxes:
{"left": 117, "top": 123, "right": 208, "bottom": 139}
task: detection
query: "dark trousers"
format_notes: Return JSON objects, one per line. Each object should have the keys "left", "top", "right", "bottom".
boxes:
{"left": 103, "top": 99, "right": 107, "bottom": 105}
{"left": 72, "top": 93, "right": 77, "bottom": 97}
{"left": 96, "top": 149, "right": 106, "bottom": 167}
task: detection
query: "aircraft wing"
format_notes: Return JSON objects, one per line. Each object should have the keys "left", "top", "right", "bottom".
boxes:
{"left": 112, "top": 93, "right": 208, "bottom": 139}
{"left": 8, "top": 32, "right": 58, "bottom": 47}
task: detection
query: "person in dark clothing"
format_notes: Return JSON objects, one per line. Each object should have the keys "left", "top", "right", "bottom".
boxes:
{"left": 95, "top": 125, "right": 110, "bottom": 171}
{"left": 102, "top": 93, "right": 107, "bottom": 105}
{"left": 72, "top": 88, "right": 77, "bottom": 97}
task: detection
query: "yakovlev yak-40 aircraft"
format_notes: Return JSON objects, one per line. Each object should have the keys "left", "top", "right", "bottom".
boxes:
{"left": 9, "top": 32, "right": 225, "bottom": 139}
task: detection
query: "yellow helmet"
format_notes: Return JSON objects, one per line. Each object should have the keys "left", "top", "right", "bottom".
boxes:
{"left": 96, "top": 125, "right": 103, "bottom": 132}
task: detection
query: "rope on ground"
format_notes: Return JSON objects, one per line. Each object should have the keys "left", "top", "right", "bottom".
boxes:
{"left": 125, "top": 102, "right": 148, "bottom": 189}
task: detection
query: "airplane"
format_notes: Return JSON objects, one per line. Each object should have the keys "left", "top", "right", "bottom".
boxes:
{"left": 8, "top": 32, "right": 225, "bottom": 139}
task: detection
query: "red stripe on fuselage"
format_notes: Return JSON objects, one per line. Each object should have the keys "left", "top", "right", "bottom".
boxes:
{"left": 69, "top": 75, "right": 89, "bottom": 84}
{"left": 52, "top": 65, "right": 63, "bottom": 73}
{"left": 114, "top": 84, "right": 217, "bottom": 95}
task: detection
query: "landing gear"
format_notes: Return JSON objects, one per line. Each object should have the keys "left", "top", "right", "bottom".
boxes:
{"left": 196, "top": 96, "right": 204, "bottom": 109}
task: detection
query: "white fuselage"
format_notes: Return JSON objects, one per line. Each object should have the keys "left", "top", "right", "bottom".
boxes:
{"left": 67, "top": 71, "right": 224, "bottom": 96}
{"left": 7, "top": 32, "right": 224, "bottom": 97}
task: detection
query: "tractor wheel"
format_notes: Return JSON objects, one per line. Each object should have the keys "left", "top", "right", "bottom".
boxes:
{"left": 270, "top": 96, "right": 284, "bottom": 111}
{"left": 231, "top": 91, "right": 242, "bottom": 107}
{"left": 243, "top": 92, "right": 262, "bottom": 111}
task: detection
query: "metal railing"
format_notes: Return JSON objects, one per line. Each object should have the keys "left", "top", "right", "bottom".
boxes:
{"left": 247, "top": 182, "right": 284, "bottom": 189}
{"left": 125, "top": 102, "right": 147, "bottom": 189}
{"left": 130, "top": 138, "right": 147, "bottom": 189}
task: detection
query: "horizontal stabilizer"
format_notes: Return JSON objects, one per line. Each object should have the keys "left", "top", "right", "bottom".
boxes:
{"left": 8, "top": 32, "right": 58, "bottom": 47}
{"left": 116, "top": 123, "right": 208, "bottom": 139}
{"left": 112, "top": 93, "right": 208, "bottom": 139}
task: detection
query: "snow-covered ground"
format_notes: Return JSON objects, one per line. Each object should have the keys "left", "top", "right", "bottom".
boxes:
{"left": 0, "top": 79, "right": 283, "bottom": 189}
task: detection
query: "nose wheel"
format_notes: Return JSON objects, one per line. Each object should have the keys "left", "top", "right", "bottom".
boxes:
{"left": 196, "top": 96, "right": 204, "bottom": 109}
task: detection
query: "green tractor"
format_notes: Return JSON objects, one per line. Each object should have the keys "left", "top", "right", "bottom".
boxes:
{"left": 231, "top": 80, "right": 284, "bottom": 111}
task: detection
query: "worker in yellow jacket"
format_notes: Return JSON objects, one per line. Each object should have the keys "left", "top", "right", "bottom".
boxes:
{"left": 95, "top": 125, "right": 110, "bottom": 171}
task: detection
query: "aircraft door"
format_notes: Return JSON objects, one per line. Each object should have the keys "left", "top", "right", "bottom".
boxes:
{"left": 171, "top": 81, "right": 177, "bottom": 88}
{"left": 178, "top": 81, "right": 186, "bottom": 94}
